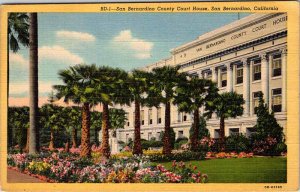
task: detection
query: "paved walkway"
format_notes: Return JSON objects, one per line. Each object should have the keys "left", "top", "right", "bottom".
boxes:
{"left": 7, "top": 168, "right": 46, "bottom": 183}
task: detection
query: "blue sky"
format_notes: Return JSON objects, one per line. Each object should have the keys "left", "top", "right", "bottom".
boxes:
{"left": 9, "top": 13, "right": 249, "bottom": 99}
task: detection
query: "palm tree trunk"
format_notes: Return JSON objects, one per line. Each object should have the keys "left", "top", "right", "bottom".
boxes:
{"left": 49, "top": 128, "right": 54, "bottom": 151}
{"left": 28, "top": 13, "right": 39, "bottom": 154}
{"left": 133, "top": 100, "right": 142, "bottom": 155}
{"left": 80, "top": 103, "right": 91, "bottom": 157}
{"left": 163, "top": 101, "right": 172, "bottom": 155}
{"left": 71, "top": 127, "right": 77, "bottom": 148}
{"left": 191, "top": 108, "right": 200, "bottom": 151}
{"left": 100, "top": 103, "right": 110, "bottom": 159}
{"left": 219, "top": 116, "right": 225, "bottom": 151}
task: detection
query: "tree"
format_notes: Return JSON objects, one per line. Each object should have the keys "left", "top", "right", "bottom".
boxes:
{"left": 206, "top": 92, "right": 244, "bottom": 151}
{"left": 40, "top": 104, "right": 64, "bottom": 151}
{"left": 127, "top": 70, "right": 149, "bottom": 155}
{"left": 189, "top": 115, "right": 210, "bottom": 141}
{"left": 109, "top": 108, "right": 127, "bottom": 136}
{"left": 63, "top": 106, "right": 81, "bottom": 148}
{"left": 54, "top": 64, "right": 99, "bottom": 157}
{"left": 147, "top": 66, "right": 187, "bottom": 155}
{"left": 94, "top": 66, "right": 129, "bottom": 159}
{"left": 252, "top": 92, "right": 284, "bottom": 155}
{"left": 8, "top": 13, "right": 29, "bottom": 151}
{"left": 90, "top": 110, "right": 102, "bottom": 145}
{"left": 28, "top": 13, "right": 39, "bottom": 155}
{"left": 174, "top": 76, "right": 218, "bottom": 151}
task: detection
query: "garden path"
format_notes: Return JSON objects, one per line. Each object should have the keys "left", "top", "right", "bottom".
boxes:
{"left": 7, "top": 168, "right": 46, "bottom": 183}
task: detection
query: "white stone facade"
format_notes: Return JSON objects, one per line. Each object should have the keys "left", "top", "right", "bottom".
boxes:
{"left": 116, "top": 13, "right": 287, "bottom": 142}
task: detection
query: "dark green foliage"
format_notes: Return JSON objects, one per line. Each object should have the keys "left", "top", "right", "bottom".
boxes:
{"left": 141, "top": 140, "right": 163, "bottom": 150}
{"left": 225, "top": 134, "right": 251, "bottom": 153}
{"left": 148, "top": 151, "right": 206, "bottom": 162}
{"left": 7, "top": 107, "right": 29, "bottom": 149}
{"left": 174, "top": 139, "right": 188, "bottom": 150}
{"left": 189, "top": 115, "right": 209, "bottom": 140}
{"left": 252, "top": 92, "right": 285, "bottom": 155}
{"left": 175, "top": 137, "right": 188, "bottom": 143}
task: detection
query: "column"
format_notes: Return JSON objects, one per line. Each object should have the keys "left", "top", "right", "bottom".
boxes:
{"left": 227, "top": 63, "right": 233, "bottom": 92}
{"left": 281, "top": 48, "right": 287, "bottom": 112}
{"left": 261, "top": 53, "right": 269, "bottom": 108}
{"left": 217, "top": 67, "right": 222, "bottom": 88}
{"left": 212, "top": 67, "right": 217, "bottom": 83}
{"left": 243, "top": 59, "right": 250, "bottom": 116}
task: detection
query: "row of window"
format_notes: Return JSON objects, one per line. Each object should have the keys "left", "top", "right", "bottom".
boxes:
{"left": 214, "top": 128, "right": 256, "bottom": 138}
{"left": 253, "top": 88, "right": 282, "bottom": 112}
{"left": 204, "top": 54, "right": 282, "bottom": 88}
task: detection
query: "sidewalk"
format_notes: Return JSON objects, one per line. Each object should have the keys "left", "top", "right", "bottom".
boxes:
{"left": 7, "top": 168, "right": 46, "bottom": 183}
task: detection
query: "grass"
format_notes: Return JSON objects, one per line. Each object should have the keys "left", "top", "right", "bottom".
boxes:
{"left": 154, "top": 157, "right": 287, "bottom": 183}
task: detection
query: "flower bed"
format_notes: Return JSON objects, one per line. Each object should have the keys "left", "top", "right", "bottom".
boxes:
{"left": 7, "top": 152, "right": 208, "bottom": 183}
{"left": 205, "top": 152, "right": 254, "bottom": 159}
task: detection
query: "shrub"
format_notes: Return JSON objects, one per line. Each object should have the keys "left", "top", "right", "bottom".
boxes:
{"left": 189, "top": 115, "right": 209, "bottom": 140}
{"left": 141, "top": 140, "right": 163, "bottom": 150}
{"left": 174, "top": 139, "right": 188, "bottom": 150}
{"left": 225, "top": 134, "right": 251, "bottom": 153}
{"left": 275, "top": 142, "right": 287, "bottom": 154}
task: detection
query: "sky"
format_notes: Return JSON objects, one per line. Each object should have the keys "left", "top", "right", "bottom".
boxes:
{"left": 9, "top": 12, "right": 249, "bottom": 106}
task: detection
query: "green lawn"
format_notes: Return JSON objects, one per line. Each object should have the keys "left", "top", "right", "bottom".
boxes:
{"left": 154, "top": 157, "right": 287, "bottom": 183}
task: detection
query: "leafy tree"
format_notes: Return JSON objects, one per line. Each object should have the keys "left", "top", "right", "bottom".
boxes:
{"left": 54, "top": 64, "right": 99, "bottom": 157}
{"left": 90, "top": 110, "right": 102, "bottom": 146}
{"left": 109, "top": 108, "right": 127, "bottom": 136}
{"left": 206, "top": 92, "right": 244, "bottom": 151}
{"left": 63, "top": 106, "right": 82, "bottom": 148}
{"left": 174, "top": 76, "right": 218, "bottom": 151}
{"left": 252, "top": 92, "right": 284, "bottom": 155}
{"left": 8, "top": 107, "right": 29, "bottom": 150}
{"left": 147, "top": 66, "right": 187, "bottom": 155}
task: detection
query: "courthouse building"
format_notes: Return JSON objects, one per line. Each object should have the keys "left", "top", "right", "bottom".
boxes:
{"left": 116, "top": 13, "right": 287, "bottom": 143}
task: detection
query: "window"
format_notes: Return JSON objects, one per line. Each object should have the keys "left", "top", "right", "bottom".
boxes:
{"left": 127, "top": 122, "right": 130, "bottom": 126}
{"left": 178, "top": 130, "right": 184, "bottom": 138}
{"left": 272, "top": 54, "right": 282, "bottom": 77}
{"left": 156, "top": 132, "right": 161, "bottom": 141}
{"left": 272, "top": 88, "right": 282, "bottom": 112}
{"left": 183, "top": 113, "right": 187, "bottom": 121}
{"left": 253, "top": 59, "right": 261, "bottom": 81}
{"left": 229, "top": 128, "right": 239, "bottom": 136}
{"left": 221, "top": 68, "right": 227, "bottom": 87}
{"left": 253, "top": 91, "right": 261, "bottom": 114}
{"left": 177, "top": 111, "right": 181, "bottom": 122}
{"left": 206, "top": 71, "right": 212, "bottom": 81}
{"left": 214, "top": 129, "right": 220, "bottom": 139}
{"left": 141, "top": 110, "right": 144, "bottom": 125}
{"left": 148, "top": 109, "right": 153, "bottom": 125}
{"left": 236, "top": 65, "right": 243, "bottom": 84}
{"left": 157, "top": 107, "right": 162, "bottom": 124}
{"left": 246, "top": 128, "right": 256, "bottom": 137}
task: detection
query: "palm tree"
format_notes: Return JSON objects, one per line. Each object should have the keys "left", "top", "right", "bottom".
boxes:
{"left": 28, "top": 13, "right": 39, "bottom": 154}
{"left": 8, "top": 13, "right": 29, "bottom": 150}
{"left": 127, "top": 70, "right": 149, "bottom": 155}
{"left": 205, "top": 92, "right": 244, "bottom": 151}
{"left": 174, "top": 76, "right": 218, "bottom": 151}
{"left": 54, "top": 64, "right": 99, "bottom": 157}
{"left": 94, "top": 66, "right": 129, "bottom": 159}
{"left": 147, "top": 66, "right": 187, "bottom": 155}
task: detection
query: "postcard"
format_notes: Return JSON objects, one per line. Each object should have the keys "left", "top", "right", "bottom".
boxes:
{"left": 0, "top": 1, "right": 299, "bottom": 191}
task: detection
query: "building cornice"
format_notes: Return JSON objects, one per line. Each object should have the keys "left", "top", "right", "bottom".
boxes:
{"left": 180, "top": 30, "right": 287, "bottom": 69}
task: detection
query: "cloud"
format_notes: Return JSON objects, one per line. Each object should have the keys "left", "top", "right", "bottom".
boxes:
{"left": 39, "top": 45, "right": 84, "bottom": 65}
{"left": 9, "top": 81, "right": 54, "bottom": 96}
{"left": 113, "top": 30, "right": 153, "bottom": 59}
{"left": 56, "top": 30, "right": 96, "bottom": 42}
{"left": 9, "top": 53, "right": 28, "bottom": 66}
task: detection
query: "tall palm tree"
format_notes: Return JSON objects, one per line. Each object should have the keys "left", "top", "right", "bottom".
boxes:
{"left": 127, "top": 70, "right": 149, "bottom": 155}
{"left": 205, "top": 92, "right": 244, "bottom": 151}
{"left": 8, "top": 13, "right": 29, "bottom": 149}
{"left": 28, "top": 13, "right": 39, "bottom": 154}
{"left": 54, "top": 64, "right": 99, "bottom": 157}
{"left": 174, "top": 76, "right": 218, "bottom": 151}
{"left": 94, "top": 66, "right": 129, "bottom": 159}
{"left": 147, "top": 66, "right": 187, "bottom": 155}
